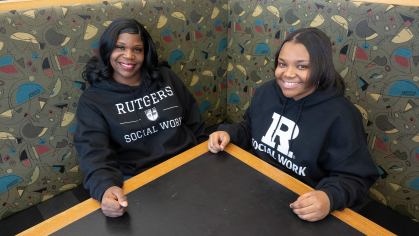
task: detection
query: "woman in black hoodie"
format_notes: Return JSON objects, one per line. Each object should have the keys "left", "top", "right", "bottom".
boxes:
{"left": 208, "top": 28, "right": 379, "bottom": 222}
{"left": 74, "top": 18, "right": 207, "bottom": 217}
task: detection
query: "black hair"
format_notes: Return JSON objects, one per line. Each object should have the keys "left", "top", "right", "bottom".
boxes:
{"left": 274, "top": 28, "right": 345, "bottom": 95}
{"left": 83, "top": 18, "right": 169, "bottom": 84}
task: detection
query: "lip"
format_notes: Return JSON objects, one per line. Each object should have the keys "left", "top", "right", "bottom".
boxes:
{"left": 119, "top": 62, "right": 136, "bottom": 70}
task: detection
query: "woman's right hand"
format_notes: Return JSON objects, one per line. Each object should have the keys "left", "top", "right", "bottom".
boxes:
{"left": 101, "top": 186, "right": 128, "bottom": 217}
{"left": 208, "top": 131, "right": 231, "bottom": 153}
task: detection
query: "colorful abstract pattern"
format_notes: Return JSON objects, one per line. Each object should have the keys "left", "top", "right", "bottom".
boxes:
{"left": 2, "top": 0, "right": 419, "bottom": 223}
{"left": 227, "top": 0, "right": 419, "bottom": 221}
{"left": 0, "top": 0, "right": 228, "bottom": 220}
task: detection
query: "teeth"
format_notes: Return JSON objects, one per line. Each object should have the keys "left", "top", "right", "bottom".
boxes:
{"left": 284, "top": 81, "right": 300, "bottom": 85}
{"left": 121, "top": 63, "right": 134, "bottom": 67}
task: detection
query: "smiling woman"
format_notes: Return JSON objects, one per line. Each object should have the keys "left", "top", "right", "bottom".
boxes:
{"left": 208, "top": 27, "right": 379, "bottom": 222}
{"left": 74, "top": 18, "right": 208, "bottom": 218}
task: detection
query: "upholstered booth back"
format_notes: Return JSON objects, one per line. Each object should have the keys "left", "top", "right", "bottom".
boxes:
{"left": 0, "top": 0, "right": 228, "bottom": 220}
{"left": 227, "top": 0, "right": 419, "bottom": 222}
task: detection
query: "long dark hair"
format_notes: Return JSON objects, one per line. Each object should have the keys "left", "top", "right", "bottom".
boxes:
{"left": 83, "top": 18, "right": 168, "bottom": 84}
{"left": 274, "top": 28, "right": 345, "bottom": 94}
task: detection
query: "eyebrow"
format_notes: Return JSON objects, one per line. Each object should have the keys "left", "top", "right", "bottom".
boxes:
{"left": 115, "top": 42, "right": 143, "bottom": 47}
{"left": 278, "top": 57, "right": 309, "bottom": 63}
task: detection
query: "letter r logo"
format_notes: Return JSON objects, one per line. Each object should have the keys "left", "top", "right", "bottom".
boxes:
{"left": 261, "top": 112, "right": 298, "bottom": 158}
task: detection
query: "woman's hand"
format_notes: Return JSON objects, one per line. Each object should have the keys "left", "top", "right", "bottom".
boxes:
{"left": 208, "top": 131, "right": 231, "bottom": 153}
{"left": 101, "top": 186, "right": 128, "bottom": 217}
{"left": 289, "top": 190, "right": 330, "bottom": 222}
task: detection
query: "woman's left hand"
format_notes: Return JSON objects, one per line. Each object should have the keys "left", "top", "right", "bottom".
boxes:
{"left": 289, "top": 190, "right": 330, "bottom": 222}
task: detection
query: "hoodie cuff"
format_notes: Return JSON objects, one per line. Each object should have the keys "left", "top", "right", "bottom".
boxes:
{"left": 91, "top": 179, "right": 123, "bottom": 202}
{"left": 197, "top": 133, "right": 209, "bottom": 144}
{"left": 217, "top": 124, "right": 234, "bottom": 141}
{"left": 317, "top": 188, "right": 340, "bottom": 213}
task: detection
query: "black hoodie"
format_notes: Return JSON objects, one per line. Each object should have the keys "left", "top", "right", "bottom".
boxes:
{"left": 74, "top": 67, "right": 207, "bottom": 201}
{"left": 218, "top": 79, "right": 379, "bottom": 213}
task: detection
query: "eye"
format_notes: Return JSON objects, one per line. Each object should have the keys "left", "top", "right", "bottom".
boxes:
{"left": 278, "top": 63, "right": 286, "bottom": 67}
{"left": 298, "top": 65, "right": 307, "bottom": 69}
{"left": 116, "top": 46, "right": 124, "bottom": 50}
{"left": 134, "top": 48, "right": 143, "bottom": 52}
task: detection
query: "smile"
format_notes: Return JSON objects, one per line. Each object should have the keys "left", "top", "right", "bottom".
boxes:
{"left": 119, "top": 62, "right": 135, "bottom": 69}
{"left": 283, "top": 81, "right": 300, "bottom": 85}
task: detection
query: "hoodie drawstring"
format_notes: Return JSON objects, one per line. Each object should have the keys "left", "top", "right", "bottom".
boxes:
{"left": 143, "top": 77, "right": 152, "bottom": 95}
{"left": 287, "top": 99, "right": 306, "bottom": 157}
{"left": 276, "top": 97, "right": 288, "bottom": 134}
{"left": 129, "top": 87, "right": 148, "bottom": 145}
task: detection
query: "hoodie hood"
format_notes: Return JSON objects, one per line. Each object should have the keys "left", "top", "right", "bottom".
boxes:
{"left": 90, "top": 73, "right": 153, "bottom": 93}
{"left": 275, "top": 80, "right": 344, "bottom": 108}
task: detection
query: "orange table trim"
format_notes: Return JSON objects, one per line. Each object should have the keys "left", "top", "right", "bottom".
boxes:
{"left": 1, "top": 0, "right": 418, "bottom": 12}
{"left": 224, "top": 143, "right": 396, "bottom": 236}
{"left": 0, "top": 0, "right": 103, "bottom": 12}
{"left": 350, "top": 0, "right": 419, "bottom": 6}
{"left": 17, "top": 142, "right": 209, "bottom": 236}
{"left": 18, "top": 142, "right": 395, "bottom": 236}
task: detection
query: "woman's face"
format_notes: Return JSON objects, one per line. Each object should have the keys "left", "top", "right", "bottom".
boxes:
{"left": 110, "top": 33, "right": 144, "bottom": 86}
{"left": 275, "top": 42, "right": 316, "bottom": 101}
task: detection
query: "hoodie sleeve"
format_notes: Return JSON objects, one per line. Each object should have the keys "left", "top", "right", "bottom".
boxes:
{"left": 316, "top": 143, "right": 379, "bottom": 213}
{"left": 217, "top": 107, "right": 253, "bottom": 150}
{"left": 315, "top": 111, "right": 379, "bottom": 213}
{"left": 73, "top": 96, "right": 123, "bottom": 202}
{"left": 168, "top": 69, "right": 208, "bottom": 143}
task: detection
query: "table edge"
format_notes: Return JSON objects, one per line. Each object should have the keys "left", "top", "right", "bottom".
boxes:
{"left": 17, "top": 141, "right": 209, "bottom": 236}
{"left": 17, "top": 142, "right": 396, "bottom": 236}
{"left": 223, "top": 143, "right": 396, "bottom": 236}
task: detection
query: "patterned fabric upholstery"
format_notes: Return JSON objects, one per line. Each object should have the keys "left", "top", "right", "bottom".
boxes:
{"left": 227, "top": 0, "right": 419, "bottom": 223}
{"left": 0, "top": 0, "right": 419, "bottom": 224}
{"left": 0, "top": 0, "right": 228, "bottom": 220}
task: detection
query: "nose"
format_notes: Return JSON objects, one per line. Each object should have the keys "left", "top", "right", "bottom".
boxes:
{"left": 284, "top": 67, "right": 296, "bottom": 78}
{"left": 123, "top": 50, "right": 134, "bottom": 59}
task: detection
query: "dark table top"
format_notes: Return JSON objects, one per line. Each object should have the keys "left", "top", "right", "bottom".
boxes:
{"left": 20, "top": 142, "right": 394, "bottom": 236}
